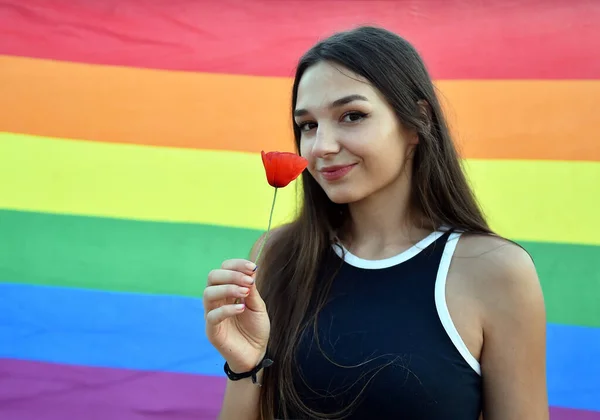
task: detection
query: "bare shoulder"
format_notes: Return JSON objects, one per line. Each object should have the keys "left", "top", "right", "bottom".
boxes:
{"left": 453, "top": 235, "right": 548, "bottom": 417}
{"left": 454, "top": 232, "right": 535, "bottom": 269}
{"left": 453, "top": 233, "right": 542, "bottom": 307}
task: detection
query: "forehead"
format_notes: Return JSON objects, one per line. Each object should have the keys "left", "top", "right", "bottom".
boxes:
{"left": 296, "top": 61, "right": 378, "bottom": 109}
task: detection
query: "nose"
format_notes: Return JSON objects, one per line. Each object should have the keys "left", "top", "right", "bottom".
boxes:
{"left": 310, "top": 125, "right": 340, "bottom": 158}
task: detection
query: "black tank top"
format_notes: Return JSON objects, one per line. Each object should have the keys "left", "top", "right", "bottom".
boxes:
{"left": 277, "top": 229, "right": 482, "bottom": 419}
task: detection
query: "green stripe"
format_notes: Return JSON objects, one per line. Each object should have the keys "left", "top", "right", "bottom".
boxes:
{"left": 0, "top": 209, "right": 257, "bottom": 297}
{"left": 1, "top": 209, "right": 598, "bottom": 328}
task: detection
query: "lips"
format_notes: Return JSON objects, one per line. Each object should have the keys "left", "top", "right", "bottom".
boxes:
{"left": 319, "top": 163, "right": 357, "bottom": 181}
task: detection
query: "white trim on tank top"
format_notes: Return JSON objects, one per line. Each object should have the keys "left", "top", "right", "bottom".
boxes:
{"left": 435, "top": 231, "right": 482, "bottom": 375}
{"left": 332, "top": 229, "right": 446, "bottom": 269}
{"left": 331, "top": 228, "right": 482, "bottom": 376}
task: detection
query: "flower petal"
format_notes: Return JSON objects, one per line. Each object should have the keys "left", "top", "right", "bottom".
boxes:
{"left": 260, "top": 151, "right": 308, "bottom": 188}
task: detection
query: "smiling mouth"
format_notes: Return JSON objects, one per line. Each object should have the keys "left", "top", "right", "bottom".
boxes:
{"left": 319, "top": 164, "right": 357, "bottom": 181}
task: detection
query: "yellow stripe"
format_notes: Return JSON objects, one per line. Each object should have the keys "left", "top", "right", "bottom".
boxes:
{"left": 0, "top": 132, "right": 302, "bottom": 230}
{"left": 1, "top": 132, "right": 598, "bottom": 245}
{"left": 462, "top": 159, "right": 599, "bottom": 245}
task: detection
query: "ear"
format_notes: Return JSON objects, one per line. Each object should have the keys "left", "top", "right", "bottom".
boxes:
{"left": 405, "top": 125, "right": 420, "bottom": 146}
{"left": 407, "top": 130, "right": 420, "bottom": 146}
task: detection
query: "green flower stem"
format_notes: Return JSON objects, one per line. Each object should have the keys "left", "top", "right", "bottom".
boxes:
{"left": 254, "top": 187, "right": 278, "bottom": 264}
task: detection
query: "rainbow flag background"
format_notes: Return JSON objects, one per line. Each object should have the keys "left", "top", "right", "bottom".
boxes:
{"left": 0, "top": 1, "right": 599, "bottom": 419}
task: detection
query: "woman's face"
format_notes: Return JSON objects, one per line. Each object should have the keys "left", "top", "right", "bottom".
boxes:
{"left": 296, "top": 61, "right": 418, "bottom": 204}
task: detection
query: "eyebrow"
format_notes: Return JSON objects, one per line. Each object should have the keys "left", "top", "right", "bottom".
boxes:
{"left": 294, "top": 94, "right": 369, "bottom": 118}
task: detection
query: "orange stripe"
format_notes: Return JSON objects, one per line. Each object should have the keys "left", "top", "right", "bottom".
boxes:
{"left": 0, "top": 56, "right": 598, "bottom": 161}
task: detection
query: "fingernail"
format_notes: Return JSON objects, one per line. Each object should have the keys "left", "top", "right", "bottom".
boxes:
{"left": 235, "top": 303, "right": 245, "bottom": 310}
{"left": 239, "top": 287, "right": 250, "bottom": 296}
{"left": 243, "top": 276, "right": 255, "bottom": 285}
{"left": 252, "top": 265, "right": 258, "bottom": 272}
{"left": 246, "top": 262, "right": 257, "bottom": 271}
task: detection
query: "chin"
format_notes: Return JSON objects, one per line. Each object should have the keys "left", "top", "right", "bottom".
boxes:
{"left": 324, "top": 187, "right": 366, "bottom": 204}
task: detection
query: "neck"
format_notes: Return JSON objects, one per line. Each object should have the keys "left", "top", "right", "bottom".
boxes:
{"left": 344, "top": 174, "right": 432, "bottom": 259}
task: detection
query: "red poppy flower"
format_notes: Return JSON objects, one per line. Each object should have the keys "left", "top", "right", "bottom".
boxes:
{"left": 261, "top": 151, "right": 308, "bottom": 188}
{"left": 246, "top": 150, "right": 308, "bottom": 266}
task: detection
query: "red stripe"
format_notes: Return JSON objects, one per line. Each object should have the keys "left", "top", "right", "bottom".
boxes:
{"left": 0, "top": 0, "right": 598, "bottom": 79}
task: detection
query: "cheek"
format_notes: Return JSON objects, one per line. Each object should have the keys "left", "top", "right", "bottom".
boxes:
{"left": 358, "top": 138, "right": 409, "bottom": 179}
{"left": 299, "top": 139, "right": 310, "bottom": 159}
{"left": 299, "top": 139, "right": 316, "bottom": 171}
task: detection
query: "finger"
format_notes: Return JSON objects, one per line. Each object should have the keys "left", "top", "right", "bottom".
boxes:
{"left": 203, "top": 284, "right": 250, "bottom": 309}
{"left": 242, "top": 283, "right": 266, "bottom": 313}
{"left": 221, "top": 259, "right": 257, "bottom": 275}
{"left": 207, "top": 268, "right": 255, "bottom": 287}
{"left": 205, "top": 303, "right": 246, "bottom": 325}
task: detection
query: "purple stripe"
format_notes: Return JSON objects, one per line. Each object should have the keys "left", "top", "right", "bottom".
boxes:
{"left": 551, "top": 407, "right": 600, "bottom": 420}
{"left": 1, "top": 359, "right": 599, "bottom": 420}
{"left": 0, "top": 358, "right": 226, "bottom": 420}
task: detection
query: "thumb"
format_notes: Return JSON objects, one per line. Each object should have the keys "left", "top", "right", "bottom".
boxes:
{"left": 244, "top": 275, "right": 266, "bottom": 312}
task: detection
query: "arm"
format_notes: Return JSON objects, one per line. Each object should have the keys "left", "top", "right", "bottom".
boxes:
{"left": 478, "top": 243, "right": 549, "bottom": 419}
{"left": 218, "top": 233, "right": 269, "bottom": 420}
{"left": 219, "top": 371, "right": 263, "bottom": 420}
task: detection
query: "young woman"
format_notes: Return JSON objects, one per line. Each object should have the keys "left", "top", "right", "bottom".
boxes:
{"left": 203, "top": 26, "right": 548, "bottom": 420}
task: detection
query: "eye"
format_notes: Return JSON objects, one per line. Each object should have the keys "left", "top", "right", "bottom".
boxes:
{"left": 341, "top": 111, "right": 368, "bottom": 123}
{"left": 297, "top": 121, "right": 317, "bottom": 132}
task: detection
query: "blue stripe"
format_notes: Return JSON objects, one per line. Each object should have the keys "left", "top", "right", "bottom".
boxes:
{"left": 1, "top": 283, "right": 599, "bottom": 411}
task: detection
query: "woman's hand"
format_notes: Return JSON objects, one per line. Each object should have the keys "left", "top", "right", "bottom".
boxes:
{"left": 204, "top": 259, "right": 271, "bottom": 373}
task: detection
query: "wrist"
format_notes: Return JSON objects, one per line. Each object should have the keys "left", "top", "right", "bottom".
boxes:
{"left": 227, "top": 351, "right": 267, "bottom": 374}
{"left": 224, "top": 354, "right": 272, "bottom": 386}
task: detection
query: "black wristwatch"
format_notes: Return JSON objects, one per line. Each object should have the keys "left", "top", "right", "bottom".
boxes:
{"left": 223, "top": 356, "right": 274, "bottom": 386}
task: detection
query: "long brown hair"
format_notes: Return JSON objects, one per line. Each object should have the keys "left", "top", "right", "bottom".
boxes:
{"left": 255, "top": 26, "right": 493, "bottom": 419}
